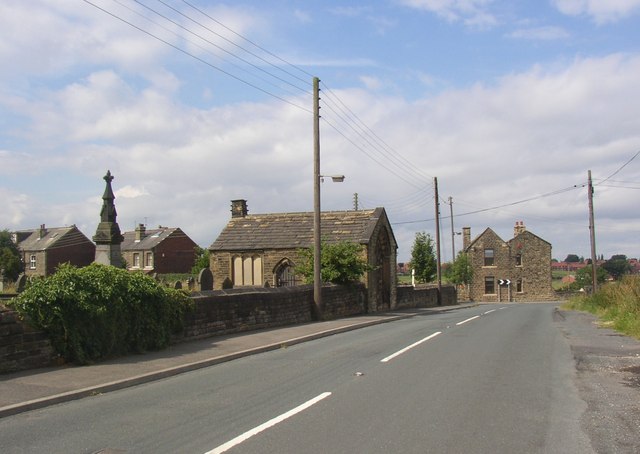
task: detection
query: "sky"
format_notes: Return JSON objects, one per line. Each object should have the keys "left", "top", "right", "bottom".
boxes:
{"left": 1, "top": 0, "right": 639, "bottom": 264}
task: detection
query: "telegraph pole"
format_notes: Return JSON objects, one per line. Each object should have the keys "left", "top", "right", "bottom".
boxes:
{"left": 313, "top": 77, "right": 322, "bottom": 319}
{"left": 587, "top": 170, "right": 598, "bottom": 293}
{"left": 434, "top": 177, "right": 442, "bottom": 305}
{"left": 449, "top": 196, "right": 455, "bottom": 262}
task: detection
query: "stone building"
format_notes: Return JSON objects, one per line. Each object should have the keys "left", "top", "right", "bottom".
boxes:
{"left": 13, "top": 224, "right": 96, "bottom": 277}
{"left": 121, "top": 224, "right": 198, "bottom": 274}
{"left": 463, "top": 221, "right": 555, "bottom": 302}
{"left": 209, "top": 200, "right": 398, "bottom": 312}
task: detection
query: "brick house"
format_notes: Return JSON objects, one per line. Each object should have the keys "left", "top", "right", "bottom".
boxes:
{"left": 121, "top": 224, "right": 198, "bottom": 274}
{"left": 462, "top": 221, "right": 555, "bottom": 302}
{"left": 209, "top": 200, "right": 398, "bottom": 312}
{"left": 13, "top": 224, "right": 96, "bottom": 277}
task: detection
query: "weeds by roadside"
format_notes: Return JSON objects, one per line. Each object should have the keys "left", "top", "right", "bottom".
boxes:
{"left": 563, "top": 275, "right": 640, "bottom": 339}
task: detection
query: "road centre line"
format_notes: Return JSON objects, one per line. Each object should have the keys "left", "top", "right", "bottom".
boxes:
{"left": 205, "top": 392, "right": 332, "bottom": 454}
{"left": 483, "top": 309, "right": 496, "bottom": 315}
{"left": 456, "top": 315, "right": 480, "bottom": 326}
{"left": 380, "top": 332, "right": 442, "bottom": 363}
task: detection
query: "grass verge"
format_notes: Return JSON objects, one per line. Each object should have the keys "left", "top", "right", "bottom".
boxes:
{"left": 562, "top": 275, "right": 640, "bottom": 339}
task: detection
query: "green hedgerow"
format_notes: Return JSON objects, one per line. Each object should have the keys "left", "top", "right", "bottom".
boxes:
{"left": 9, "top": 263, "right": 192, "bottom": 364}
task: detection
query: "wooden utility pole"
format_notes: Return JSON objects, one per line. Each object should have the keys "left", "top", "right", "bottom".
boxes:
{"left": 588, "top": 170, "right": 598, "bottom": 293}
{"left": 449, "top": 196, "right": 455, "bottom": 262}
{"left": 434, "top": 177, "right": 442, "bottom": 305}
{"left": 313, "top": 77, "right": 322, "bottom": 319}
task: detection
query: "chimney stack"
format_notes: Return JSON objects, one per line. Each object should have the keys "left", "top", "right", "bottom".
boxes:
{"left": 231, "top": 199, "right": 249, "bottom": 218}
{"left": 135, "top": 223, "right": 146, "bottom": 242}
{"left": 514, "top": 221, "right": 526, "bottom": 237}
{"left": 462, "top": 227, "right": 471, "bottom": 251}
{"left": 39, "top": 224, "right": 47, "bottom": 239}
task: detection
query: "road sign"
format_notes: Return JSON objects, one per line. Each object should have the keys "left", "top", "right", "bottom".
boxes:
{"left": 499, "top": 279, "right": 511, "bottom": 286}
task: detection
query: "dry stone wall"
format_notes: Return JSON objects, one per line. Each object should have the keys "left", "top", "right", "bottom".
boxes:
{"left": 0, "top": 303, "right": 56, "bottom": 373}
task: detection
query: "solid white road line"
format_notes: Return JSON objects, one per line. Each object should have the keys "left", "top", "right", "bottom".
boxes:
{"left": 380, "top": 332, "right": 442, "bottom": 363}
{"left": 205, "top": 392, "right": 332, "bottom": 454}
{"left": 456, "top": 315, "right": 480, "bottom": 326}
{"left": 483, "top": 309, "right": 496, "bottom": 315}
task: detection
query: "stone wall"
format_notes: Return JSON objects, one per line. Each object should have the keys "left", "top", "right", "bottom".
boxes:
{"left": 1, "top": 283, "right": 458, "bottom": 372}
{"left": 177, "top": 283, "right": 456, "bottom": 342}
{"left": 178, "top": 284, "right": 369, "bottom": 340}
{"left": 0, "top": 303, "right": 56, "bottom": 374}
{"left": 395, "top": 284, "right": 457, "bottom": 309}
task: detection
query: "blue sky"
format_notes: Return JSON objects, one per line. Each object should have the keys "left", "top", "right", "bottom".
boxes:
{"left": 1, "top": 0, "right": 640, "bottom": 263}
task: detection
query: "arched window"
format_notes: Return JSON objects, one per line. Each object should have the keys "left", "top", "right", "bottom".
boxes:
{"left": 274, "top": 258, "right": 297, "bottom": 287}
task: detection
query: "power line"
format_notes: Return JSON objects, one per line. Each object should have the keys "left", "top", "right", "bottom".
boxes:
{"left": 82, "top": 0, "right": 312, "bottom": 112}
{"left": 180, "top": 0, "right": 314, "bottom": 83}
{"left": 148, "top": 0, "right": 311, "bottom": 95}
{"left": 597, "top": 150, "right": 640, "bottom": 186}
{"left": 392, "top": 184, "right": 584, "bottom": 226}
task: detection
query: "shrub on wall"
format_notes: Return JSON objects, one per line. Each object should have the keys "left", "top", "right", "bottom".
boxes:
{"left": 9, "top": 263, "right": 192, "bottom": 364}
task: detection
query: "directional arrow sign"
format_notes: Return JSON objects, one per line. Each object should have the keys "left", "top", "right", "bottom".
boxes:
{"left": 499, "top": 279, "right": 511, "bottom": 286}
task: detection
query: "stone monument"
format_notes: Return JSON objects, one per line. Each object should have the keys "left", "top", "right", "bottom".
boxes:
{"left": 93, "top": 170, "right": 124, "bottom": 267}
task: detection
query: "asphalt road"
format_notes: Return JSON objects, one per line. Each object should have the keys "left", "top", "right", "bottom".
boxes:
{"left": 0, "top": 303, "right": 637, "bottom": 453}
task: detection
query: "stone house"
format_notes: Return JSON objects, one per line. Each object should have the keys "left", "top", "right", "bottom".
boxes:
{"left": 13, "top": 224, "right": 96, "bottom": 277}
{"left": 463, "top": 221, "right": 555, "bottom": 302}
{"left": 121, "top": 224, "right": 198, "bottom": 274}
{"left": 209, "top": 200, "right": 398, "bottom": 312}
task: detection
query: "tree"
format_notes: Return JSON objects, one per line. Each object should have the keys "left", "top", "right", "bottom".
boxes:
{"left": 450, "top": 252, "right": 473, "bottom": 286}
{"left": 602, "top": 255, "right": 632, "bottom": 281}
{"left": 296, "top": 241, "right": 370, "bottom": 285}
{"left": 564, "top": 254, "right": 581, "bottom": 263}
{"left": 0, "top": 229, "right": 23, "bottom": 281}
{"left": 411, "top": 232, "right": 436, "bottom": 284}
{"left": 574, "top": 264, "right": 607, "bottom": 289}
{"left": 191, "top": 246, "right": 210, "bottom": 275}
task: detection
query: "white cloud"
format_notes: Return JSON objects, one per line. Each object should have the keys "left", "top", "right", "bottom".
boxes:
{"left": 508, "top": 26, "right": 570, "bottom": 41}
{"left": 399, "top": 0, "right": 497, "bottom": 27}
{"left": 552, "top": 0, "right": 640, "bottom": 24}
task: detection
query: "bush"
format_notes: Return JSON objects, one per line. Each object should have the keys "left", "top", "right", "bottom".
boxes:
{"left": 9, "top": 263, "right": 192, "bottom": 364}
{"left": 296, "top": 241, "right": 371, "bottom": 285}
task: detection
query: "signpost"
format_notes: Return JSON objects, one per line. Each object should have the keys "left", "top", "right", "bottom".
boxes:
{"left": 498, "top": 279, "right": 511, "bottom": 302}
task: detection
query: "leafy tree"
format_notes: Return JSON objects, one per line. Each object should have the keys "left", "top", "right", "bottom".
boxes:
{"left": 296, "top": 241, "right": 370, "bottom": 285}
{"left": 574, "top": 264, "right": 607, "bottom": 289}
{"left": 602, "top": 255, "right": 632, "bottom": 280}
{"left": 450, "top": 252, "right": 473, "bottom": 286}
{"left": 191, "top": 246, "right": 210, "bottom": 275}
{"left": 411, "top": 232, "right": 436, "bottom": 284}
{"left": 0, "top": 229, "right": 23, "bottom": 281}
{"left": 564, "top": 254, "right": 581, "bottom": 263}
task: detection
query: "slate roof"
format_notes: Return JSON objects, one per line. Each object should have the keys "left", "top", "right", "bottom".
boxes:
{"left": 16, "top": 226, "right": 93, "bottom": 251}
{"left": 210, "top": 207, "right": 390, "bottom": 251}
{"left": 121, "top": 227, "right": 188, "bottom": 251}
